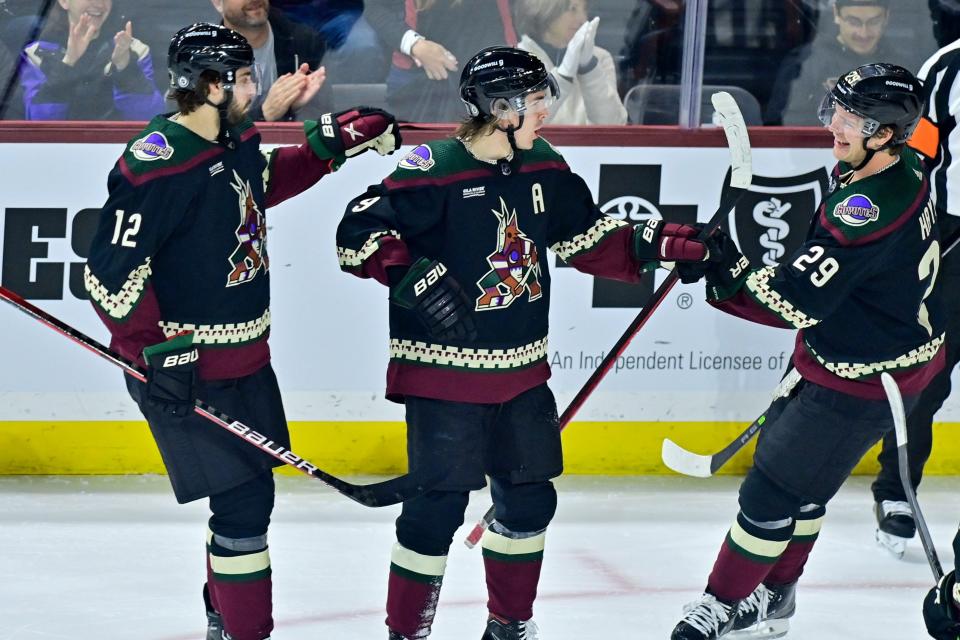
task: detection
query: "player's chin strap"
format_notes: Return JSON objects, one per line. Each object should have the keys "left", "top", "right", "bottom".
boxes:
{"left": 205, "top": 88, "right": 237, "bottom": 149}
{"left": 494, "top": 116, "right": 524, "bottom": 176}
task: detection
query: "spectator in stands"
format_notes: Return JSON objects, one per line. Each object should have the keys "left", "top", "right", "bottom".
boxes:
{"left": 270, "top": 0, "right": 387, "bottom": 83}
{"left": 767, "top": 0, "right": 918, "bottom": 125}
{"left": 211, "top": 0, "right": 331, "bottom": 121}
{"left": 515, "top": 0, "right": 627, "bottom": 124}
{"left": 17, "top": 0, "right": 163, "bottom": 120}
{"left": 364, "top": 0, "right": 518, "bottom": 123}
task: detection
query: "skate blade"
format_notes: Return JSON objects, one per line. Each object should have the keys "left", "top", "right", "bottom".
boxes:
{"left": 727, "top": 618, "right": 790, "bottom": 639}
{"left": 875, "top": 528, "right": 907, "bottom": 559}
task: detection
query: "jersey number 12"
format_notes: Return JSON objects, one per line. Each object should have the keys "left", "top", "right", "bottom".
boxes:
{"left": 111, "top": 209, "right": 142, "bottom": 248}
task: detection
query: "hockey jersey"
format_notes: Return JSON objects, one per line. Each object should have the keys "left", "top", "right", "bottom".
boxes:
{"left": 710, "top": 149, "right": 945, "bottom": 399}
{"left": 85, "top": 114, "right": 338, "bottom": 379}
{"left": 336, "top": 138, "right": 647, "bottom": 403}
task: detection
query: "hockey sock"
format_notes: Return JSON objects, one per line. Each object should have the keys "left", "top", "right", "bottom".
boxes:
{"left": 206, "top": 528, "right": 273, "bottom": 640}
{"left": 481, "top": 521, "right": 546, "bottom": 622}
{"left": 706, "top": 511, "right": 795, "bottom": 602}
{"left": 764, "top": 504, "right": 825, "bottom": 585}
{"left": 386, "top": 542, "right": 447, "bottom": 638}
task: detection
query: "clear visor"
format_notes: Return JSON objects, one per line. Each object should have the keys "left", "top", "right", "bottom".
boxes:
{"left": 817, "top": 94, "right": 880, "bottom": 138}
{"left": 226, "top": 66, "right": 260, "bottom": 99}
{"left": 490, "top": 77, "right": 560, "bottom": 120}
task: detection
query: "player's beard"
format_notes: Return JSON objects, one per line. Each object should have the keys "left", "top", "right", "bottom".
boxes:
{"left": 227, "top": 96, "right": 250, "bottom": 125}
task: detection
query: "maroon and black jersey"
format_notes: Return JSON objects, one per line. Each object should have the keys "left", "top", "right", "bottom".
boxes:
{"left": 85, "top": 115, "right": 338, "bottom": 380}
{"left": 337, "top": 137, "right": 650, "bottom": 403}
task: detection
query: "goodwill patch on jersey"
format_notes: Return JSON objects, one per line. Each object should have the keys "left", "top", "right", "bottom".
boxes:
{"left": 130, "top": 132, "right": 175, "bottom": 161}
{"left": 475, "top": 198, "right": 542, "bottom": 310}
{"left": 398, "top": 145, "right": 435, "bottom": 171}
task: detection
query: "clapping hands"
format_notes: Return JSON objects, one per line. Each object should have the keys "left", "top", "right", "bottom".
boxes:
{"left": 261, "top": 63, "right": 327, "bottom": 121}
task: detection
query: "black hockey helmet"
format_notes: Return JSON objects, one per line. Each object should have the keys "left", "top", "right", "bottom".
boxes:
{"left": 168, "top": 23, "right": 254, "bottom": 92}
{"left": 818, "top": 63, "right": 923, "bottom": 146}
{"left": 459, "top": 46, "right": 559, "bottom": 120}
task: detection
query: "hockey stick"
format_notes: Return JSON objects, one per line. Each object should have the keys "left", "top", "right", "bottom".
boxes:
{"left": 662, "top": 234, "right": 960, "bottom": 478}
{"left": 661, "top": 410, "right": 768, "bottom": 478}
{"left": 880, "top": 372, "right": 944, "bottom": 580}
{"left": 462, "top": 92, "right": 754, "bottom": 548}
{"left": 0, "top": 285, "right": 440, "bottom": 508}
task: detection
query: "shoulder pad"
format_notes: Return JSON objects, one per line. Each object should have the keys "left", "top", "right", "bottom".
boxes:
{"left": 386, "top": 139, "right": 476, "bottom": 185}
{"left": 821, "top": 153, "right": 926, "bottom": 245}
{"left": 525, "top": 137, "right": 566, "bottom": 166}
{"left": 120, "top": 116, "right": 217, "bottom": 181}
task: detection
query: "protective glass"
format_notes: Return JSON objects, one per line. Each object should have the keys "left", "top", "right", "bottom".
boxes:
{"left": 817, "top": 93, "right": 880, "bottom": 138}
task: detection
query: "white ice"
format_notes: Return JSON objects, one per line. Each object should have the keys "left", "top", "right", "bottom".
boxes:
{"left": 1, "top": 474, "right": 956, "bottom": 639}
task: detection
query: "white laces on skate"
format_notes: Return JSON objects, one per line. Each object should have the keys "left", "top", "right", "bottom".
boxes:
{"left": 880, "top": 500, "right": 912, "bottom": 518}
{"left": 738, "top": 584, "right": 771, "bottom": 620}
{"left": 518, "top": 620, "right": 540, "bottom": 639}
{"left": 680, "top": 594, "right": 733, "bottom": 635}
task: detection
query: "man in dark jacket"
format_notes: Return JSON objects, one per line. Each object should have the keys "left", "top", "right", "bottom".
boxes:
{"left": 212, "top": 0, "right": 332, "bottom": 121}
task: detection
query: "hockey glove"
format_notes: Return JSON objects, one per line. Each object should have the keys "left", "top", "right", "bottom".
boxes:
{"left": 924, "top": 571, "right": 960, "bottom": 640}
{"left": 307, "top": 107, "right": 401, "bottom": 165}
{"left": 390, "top": 258, "right": 478, "bottom": 342}
{"left": 143, "top": 332, "right": 198, "bottom": 418}
{"left": 703, "top": 229, "right": 751, "bottom": 300}
{"left": 633, "top": 220, "right": 711, "bottom": 273}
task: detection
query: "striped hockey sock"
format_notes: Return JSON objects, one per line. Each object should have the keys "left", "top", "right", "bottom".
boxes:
{"left": 707, "top": 511, "right": 795, "bottom": 602}
{"left": 764, "top": 504, "right": 826, "bottom": 585}
{"left": 206, "top": 528, "right": 273, "bottom": 640}
{"left": 386, "top": 542, "right": 447, "bottom": 638}
{"left": 481, "top": 522, "right": 546, "bottom": 622}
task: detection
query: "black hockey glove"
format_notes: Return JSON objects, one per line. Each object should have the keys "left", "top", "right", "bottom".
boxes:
{"left": 307, "top": 107, "right": 401, "bottom": 164}
{"left": 390, "top": 258, "right": 478, "bottom": 342}
{"left": 143, "top": 333, "right": 198, "bottom": 418}
{"left": 675, "top": 227, "right": 751, "bottom": 296}
{"left": 924, "top": 571, "right": 960, "bottom": 639}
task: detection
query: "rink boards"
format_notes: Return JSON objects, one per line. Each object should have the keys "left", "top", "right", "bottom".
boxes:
{"left": 1, "top": 131, "right": 958, "bottom": 475}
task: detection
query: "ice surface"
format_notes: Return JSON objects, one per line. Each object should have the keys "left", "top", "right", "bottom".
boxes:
{"left": 1, "top": 474, "right": 955, "bottom": 639}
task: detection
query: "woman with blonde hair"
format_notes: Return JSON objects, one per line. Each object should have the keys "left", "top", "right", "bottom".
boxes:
{"left": 515, "top": 0, "right": 626, "bottom": 124}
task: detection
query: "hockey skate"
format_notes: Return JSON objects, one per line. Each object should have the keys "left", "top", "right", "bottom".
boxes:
{"left": 874, "top": 500, "right": 915, "bottom": 558}
{"left": 671, "top": 593, "right": 738, "bottom": 640}
{"left": 482, "top": 615, "right": 540, "bottom": 640}
{"left": 728, "top": 582, "right": 796, "bottom": 638}
{"left": 203, "top": 585, "right": 225, "bottom": 640}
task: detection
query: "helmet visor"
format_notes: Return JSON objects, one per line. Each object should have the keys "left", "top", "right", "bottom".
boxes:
{"left": 818, "top": 93, "right": 880, "bottom": 137}
{"left": 491, "top": 74, "right": 560, "bottom": 119}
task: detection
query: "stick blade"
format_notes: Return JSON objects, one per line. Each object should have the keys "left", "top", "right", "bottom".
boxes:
{"left": 711, "top": 91, "right": 752, "bottom": 189}
{"left": 662, "top": 438, "right": 713, "bottom": 478}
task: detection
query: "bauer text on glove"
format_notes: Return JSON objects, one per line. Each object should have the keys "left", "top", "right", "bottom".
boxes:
{"left": 142, "top": 332, "right": 198, "bottom": 418}
{"left": 390, "top": 258, "right": 478, "bottom": 342}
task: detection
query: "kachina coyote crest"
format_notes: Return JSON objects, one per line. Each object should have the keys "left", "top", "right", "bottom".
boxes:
{"left": 226, "top": 170, "right": 269, "bottom": 287}
{"left": 475, "top": 197, "right": 542, "bottom": 310}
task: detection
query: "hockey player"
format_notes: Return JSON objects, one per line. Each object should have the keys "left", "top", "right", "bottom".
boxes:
{"left": 670, "top": 63, "right": 944, "bottom": 640}
{"left": 871, "top": 37, "right": 960, "bottom": 559}
{"left": 84, "top": 23, "right": 400, "bottom": 640}
{"left": 335, "top": 45, "right": 715, "bottom": 640}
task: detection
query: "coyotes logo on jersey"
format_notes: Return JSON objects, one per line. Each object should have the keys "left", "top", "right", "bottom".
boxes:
{"left": 475, "top": 197, "right": 542, "bottom": 310}
{"left": 226, "top": 170, "right": 269, "bottom": 286}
